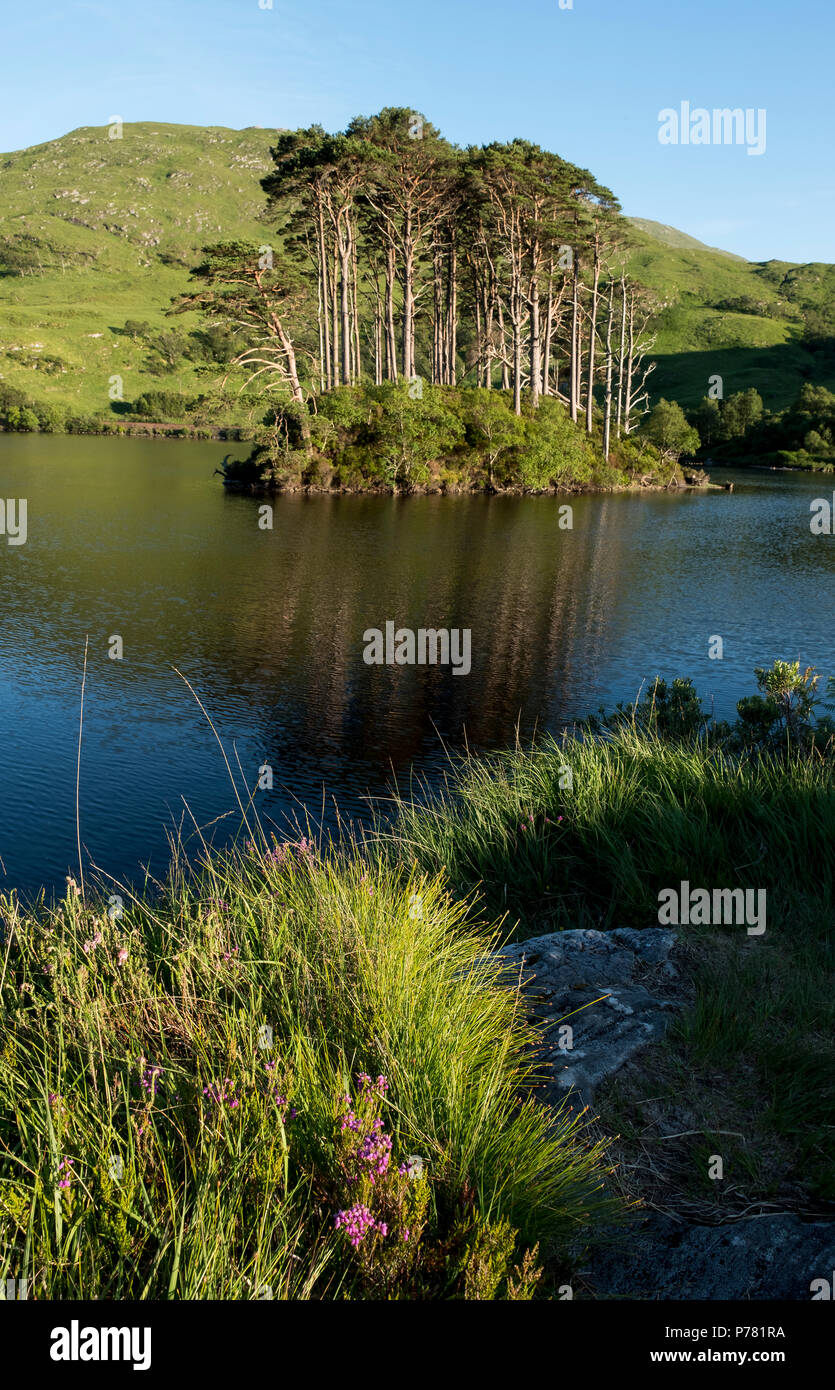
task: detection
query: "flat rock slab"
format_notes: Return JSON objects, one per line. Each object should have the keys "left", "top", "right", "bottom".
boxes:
{"left": 498, "top": 928, "right": 680, "bottom": 1113}
{"left": 585, "top": 1213, "right": 835, "bottom": 1300}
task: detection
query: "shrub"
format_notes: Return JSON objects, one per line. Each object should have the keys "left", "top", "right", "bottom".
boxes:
{"left": 368, "top": 382, "right": 466, "bottom": 487}
{"left": 460, "top": 388, "right": 525, "bottom": 486}
{"left": 518, "top": 397, "right": 593, "bottom": 488}
{"left": 132, "top": 390, "right": 194, "bottom": 420}
{"left": 35, "top": 403, "right": 66, "bottom": 434}
{"left": 4, "top": 405, "right": 40, "bottom": 431}
{"left": 65, "top": 414, "right": 104, "bottom": 435}
{"left": 640, "top": 398, "right": 700, "bottom": 455}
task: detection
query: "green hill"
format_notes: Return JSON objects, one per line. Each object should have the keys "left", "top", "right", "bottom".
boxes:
{"left": 0, "top": 123, "right": 273, "bottom": 418}
{"left": 625, "top": 217, "right": 746, "bottom": 260}
{"left": 0, "top": 122, "right": 832, "bottom": 421}
{"left": 626, "top": 221, "right": 835, "bottom": 408}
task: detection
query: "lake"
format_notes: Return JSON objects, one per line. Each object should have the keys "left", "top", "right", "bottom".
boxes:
{"left": 1, "top": 434, "right": 833, "bottom": 901}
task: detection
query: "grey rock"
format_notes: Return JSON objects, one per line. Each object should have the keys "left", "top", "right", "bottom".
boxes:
{"left": 585, "top": 1213, "right": 835, "bottom": 1301}
{"left": 498, "top": 927, "right": 679, "bottom": 1112}
{"left": 503, "top": 928, "right": 835, "bottom": 1302}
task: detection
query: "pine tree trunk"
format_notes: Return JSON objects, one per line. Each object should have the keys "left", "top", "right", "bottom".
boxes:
{"left": 497, "top": 298, "right": 509, "bottom": 391}
{"left": 373, "top": 269, "right": 383, "bottom": 386}
{"left": 480, "top": 269, "right": 494, "bottom": 386}
{"left": 433, "top": 239, "right": 443, "bottom": 385}
{"left": 317, "top": 199, "right": 332, "bottom": 390}
{"left": 402, "top": 207, "right": 415, "bottom": 380}
{"left": 385, "top": 243, "right": 398, "bottom": 381}
{"left": 585, "top": 240, "right": 601, "bottom": 434}
{"left": 446, "top": 238, "right": 457, "bottom": 386}
{"left": 625, "top": 295, "right": 636, "bottom": 435}
{"left": 603, "top": 282, "right": 614, "bottom": 461}
{"left": 512, "top": 282, "right": 523, "bottom": 416}
{"left": 529, "top": 252, "right": 541, "bottom": 410}
{"left": 616, "top": 274, "right": 627, "bottom": 439}
{"left": 542, "top": 264, "right": 554, "bottom": 396}
{"left": 339, "top": 247, "right": 352, "bottom": 385}
{"left": 474, "top": 283, "right": 484, "bottom": 388}
{"left": 482, "top": 277, "right": 492, "bottom": 387}
{"left": 352, "top": 238, "right": 361, "bottom": 384}
{"left": 316, "top": 254, "right": 325, "bottom": 394}
{"left": 570, "top": 262, "right": 580, "bottom": 423}
{"left": 331, "top": 245, "right": 340, "bottom": 390}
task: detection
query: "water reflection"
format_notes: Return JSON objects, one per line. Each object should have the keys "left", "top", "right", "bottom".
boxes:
{"left": 1, "top": 435, "right": 833, "bottom": 898}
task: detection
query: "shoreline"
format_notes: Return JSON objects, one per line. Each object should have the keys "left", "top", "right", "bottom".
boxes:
{"left": 220, "top": 477, "right": 726, "bottom": 497}
{"left": 4, "top": 688, "right": 833, "bottom": 1301}
{"left": 3, "top": 423, "right": 830, "bottom": 479}
{"left": 0, "top": 421, "right": 729, "bottom": 495}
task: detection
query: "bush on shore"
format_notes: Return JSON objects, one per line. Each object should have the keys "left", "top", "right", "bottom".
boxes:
{"left": 219, "top": 382, "right": 672, "bottom": 494}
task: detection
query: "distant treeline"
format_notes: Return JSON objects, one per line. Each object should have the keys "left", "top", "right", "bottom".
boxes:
{"left": 692, "top": 382, "right": 835, "bottom": 471}
{"left": 632, "top": 382, "right": 835, "bottom": 473}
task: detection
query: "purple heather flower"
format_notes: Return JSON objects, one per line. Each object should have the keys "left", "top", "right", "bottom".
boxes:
{"left": 140, "top": 1064, "right": 164, "bottom": 1098}
{"left": 57, "top": 1156, "right": 74, "bottom": 1189}
{"left": 358, "top": 1131, "right": 392, "bottom": 1177}
{"left": 399, "top": 1154, "right": 426, "bottom": 1180}
{"left": 203, "top": 1077, "right": 239, "bottom": 1108}
{"left": 334, "top": 1203, "right": 378, "bottom": 1248}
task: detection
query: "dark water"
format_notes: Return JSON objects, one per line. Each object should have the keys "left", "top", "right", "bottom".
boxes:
{"left": 1, "top": 434, "right": 833, "bottom": 900}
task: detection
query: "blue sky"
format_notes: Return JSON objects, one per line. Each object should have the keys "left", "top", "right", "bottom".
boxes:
{"left": 1, "top": 0, "right": 832, "bottom": 263}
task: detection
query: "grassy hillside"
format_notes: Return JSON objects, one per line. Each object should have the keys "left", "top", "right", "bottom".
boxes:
{"left": 0, "top": 123, "right": 273, "bottom": 418}
{"left": 0, "top": 123, "right": 832, "bottom": 423}
{"left": 625, "top": 223, "right": 835, "bottom": 409}
{"left": 626, "top": 217, "right": 747, "bottom": 261}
